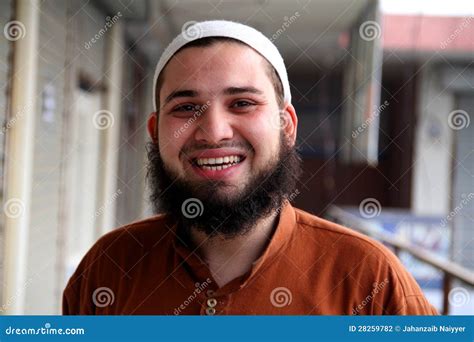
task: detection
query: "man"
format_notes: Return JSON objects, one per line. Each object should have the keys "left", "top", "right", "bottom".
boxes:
{"left": 63, "top": 20, "right": 437, "bottom": 315}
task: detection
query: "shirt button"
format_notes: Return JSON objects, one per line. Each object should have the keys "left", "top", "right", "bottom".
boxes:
{"left": 206, "top": 289, "right": 216, "bottom": 297}
{"left": 205, "top": 307, "right": 216, "bottom": 315}
{"left": 207, "top": 298, "right": 217, "bottom": 307}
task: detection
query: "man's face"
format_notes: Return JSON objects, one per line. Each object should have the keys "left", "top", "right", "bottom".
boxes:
{"left": 152, "top": 42, "right": 294, "bottom": 201}
{"left": 147, "top": 41, "right": 300, "bottom": 237}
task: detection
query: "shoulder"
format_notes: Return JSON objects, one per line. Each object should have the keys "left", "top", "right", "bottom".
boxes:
{"left": 293, "top": 207, "right": 396, "bottom": 262}
{"left": 62, "top": 215, "right": 174, "bottom": 312}
{"left": 70, "top": 214, "right": 169, "bottom": 265}
{"left": 93, "top": 214, "right": 174, "bottom": 255}
{"left": 292, "top": 207, "right": 438, "bottom": 314}
{"left": 75, "top": 214, "right": 176, "bottom": 274}
{"left": 292, "top": 207, "right": 436, "bottom": 313}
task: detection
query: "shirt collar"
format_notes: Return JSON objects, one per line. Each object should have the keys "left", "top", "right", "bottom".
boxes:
{"left": 172, "top": 201, "right": 297, "bottom": 292}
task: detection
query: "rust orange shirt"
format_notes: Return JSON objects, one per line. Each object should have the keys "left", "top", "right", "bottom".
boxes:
{"left": 62, "top": 203, "right": 438, "bottom": 315}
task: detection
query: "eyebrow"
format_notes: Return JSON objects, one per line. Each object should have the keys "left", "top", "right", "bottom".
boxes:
{"left": 162, "top": 86, "right": 264, "bottom": 107}
{"left": 223, "top": 86, "right": 264, "bottom": 96}
{"left": 163, "top": 90, "right": 198, "bottom": 106}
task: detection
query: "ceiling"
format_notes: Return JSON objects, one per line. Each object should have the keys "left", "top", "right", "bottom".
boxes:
{"left": 96, "top": 0, "right": 370, "bottom": 69}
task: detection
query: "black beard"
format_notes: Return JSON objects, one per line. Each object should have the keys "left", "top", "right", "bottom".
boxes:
{"left": 146, "top": 134, "right": 302, "bottom": 239}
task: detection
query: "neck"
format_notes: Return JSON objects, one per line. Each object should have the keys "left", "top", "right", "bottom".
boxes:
{"left": 189, "top": 212, "right": 279, "bottom": 288}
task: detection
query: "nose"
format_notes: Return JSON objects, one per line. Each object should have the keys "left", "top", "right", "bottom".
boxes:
{"left": 193, "top": 104, "right": 234, "bottom": 144}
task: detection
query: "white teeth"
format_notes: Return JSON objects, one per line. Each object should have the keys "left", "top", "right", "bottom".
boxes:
{"left": 197, "top": 158, "right": 208, "bottom": 166}
{"left": 195, "top": 155, "right": 242, "bottom": 167}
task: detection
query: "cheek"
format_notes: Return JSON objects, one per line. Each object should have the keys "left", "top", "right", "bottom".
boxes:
{"left": 240, "top": 112, "right": 281, "bottom": 161}
{"left": 157, "top": 118, "right": 189, "bottom": 166}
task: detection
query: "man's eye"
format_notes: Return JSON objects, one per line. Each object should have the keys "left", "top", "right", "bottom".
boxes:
{"left": 173, "top": 104, "right": 196, "bottom": 112}
{"left": 231, "top": 100, "right": 255, "bottom": 108}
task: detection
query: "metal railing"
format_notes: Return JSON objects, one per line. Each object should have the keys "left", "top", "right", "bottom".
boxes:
{"left": 327, "top": 205, "right": 474, "bottom": 315}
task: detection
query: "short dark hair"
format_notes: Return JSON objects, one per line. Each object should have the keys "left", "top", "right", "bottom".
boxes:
{"left": 154, "top": 37, "right": 285, "bottom": 112}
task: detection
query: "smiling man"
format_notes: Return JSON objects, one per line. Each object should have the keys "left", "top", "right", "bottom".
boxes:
{"left": 63, "top": 20, "right": 437, "bottom": 315}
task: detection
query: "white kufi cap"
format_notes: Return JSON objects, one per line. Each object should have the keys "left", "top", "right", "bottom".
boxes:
{"left": 152, "top": 20, "right": 291, "bottom": 111}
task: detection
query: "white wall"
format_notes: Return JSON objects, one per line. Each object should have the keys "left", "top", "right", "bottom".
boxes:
{"left": 25, "top": 0, "right": 109, "bottom": 314}
{"left": 0, "top": 0, "right": 12, "bottom": 311}
{"left": 411, "top": 63, "right": 455, "bottom": 216}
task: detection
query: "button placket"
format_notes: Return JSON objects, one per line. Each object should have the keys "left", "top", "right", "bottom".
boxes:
{"left": 205, "top": 307, "right": 216, "bottom": 315}
{"left": 207, "top": 298, "right": 217, "bottom": 307}
{"left": 205, "top": 289, "right": 218, "bottom": 315}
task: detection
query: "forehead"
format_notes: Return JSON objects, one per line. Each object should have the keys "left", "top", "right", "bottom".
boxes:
{"left": 159, "top": 42, "right": 273, "bottom": 97}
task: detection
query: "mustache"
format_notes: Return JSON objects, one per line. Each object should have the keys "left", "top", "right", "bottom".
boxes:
{"left": 180, "top": 140, "right": 254, "bottom": 156}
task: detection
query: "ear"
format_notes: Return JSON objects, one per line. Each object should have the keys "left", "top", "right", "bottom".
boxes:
{"left": 147, "top": 112, "right": 158, "bottom": 143}
{"left": 281, "top": 103, "right": 298, "bottom": 146}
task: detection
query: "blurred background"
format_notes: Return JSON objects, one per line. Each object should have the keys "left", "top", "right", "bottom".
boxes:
{"left": 0, "top": 0, "right": 472, "bottom": 315}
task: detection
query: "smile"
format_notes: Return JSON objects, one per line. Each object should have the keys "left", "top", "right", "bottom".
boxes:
{"left": 193, "top": 155, "right": 245, "bottom": 171}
